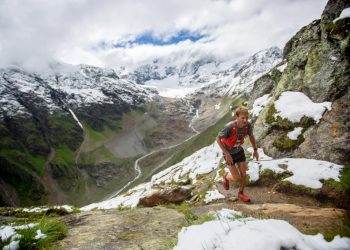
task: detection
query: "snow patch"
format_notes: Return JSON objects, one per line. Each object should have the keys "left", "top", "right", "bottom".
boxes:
{"left": 80, "top": 183, "right": 154, "bottom": 211}
{"left": 151, "top": 142, "right": 222, "bottom": 185}
{"left": 20, "top": 205, "right": 74, "bottom": 213}
{"left": 145, "top": 75, "right": 197, "bottom": 98}
{"left": 287, "top": 127, "right": 303, "bottom": 140}
{"left": 3, "top": 240, "right": 20, "bottom": 250}
{"left": 277, "top": 63, "right": 287, "bottom": 72}
{"left": 247, "top": 148, "right": 343, "bottom": 189}
{"left": 334, "top": 7, "right": 350, "bottom": 22}
{"left": 251, "top": 94, "right": 272, "bottom": 117}
{"left": 209, "top": 208, "right": 243, "bottom": 221}
{"left": 204, "top": 189, "right": 225, "bottom": 204}
{"left": 34, "top": 230, "right": 47, "bottom": 240}
{"left": 0, "top": 226, "right": 17, "bottom": 241}
{"left": 1, "top": 223, "right": 39, "bottom": 250}
{"left": 174, "top": 211, "right": 350, "bottom": 250}
{"left": 12, "top": 223, "right": 38, "bottom": 230}
{"left": 68, "top": 109, "right": 84, "bottom": 129}
{"left": 274, "top": 91, "right": 332, "bottom": 123}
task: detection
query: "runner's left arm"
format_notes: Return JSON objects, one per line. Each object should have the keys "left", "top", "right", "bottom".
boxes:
{"left": 249, "top": 134, "right": 259, "bottom": 160}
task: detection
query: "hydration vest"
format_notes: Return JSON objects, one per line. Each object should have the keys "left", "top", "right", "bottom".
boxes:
{"left": 220, "top": 123, "right": 249, "bottom": 148}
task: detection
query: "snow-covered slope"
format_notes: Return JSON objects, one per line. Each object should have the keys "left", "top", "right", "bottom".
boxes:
{"left": 0, "top": 63, "right": 158, "bottom": 117}
{"left": 119, "top": 47, "right": 282, "bottom": 97}
{"left": 81, "top": 142, "right": 344, "bottom": 210}
{"left": 194, "top": 47, "right": 283, "bottom": 97}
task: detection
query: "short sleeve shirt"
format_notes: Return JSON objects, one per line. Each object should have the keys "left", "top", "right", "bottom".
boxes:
{"left": 218, "top": 121, "right": 253, "bottom": 154}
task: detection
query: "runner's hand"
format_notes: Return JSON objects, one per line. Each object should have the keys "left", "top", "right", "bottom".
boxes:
{"left": 224, "top": 152, "right": 233, "bottom": 165}
{"left": 253, "top": 150, "right": 259, "bottom": 160}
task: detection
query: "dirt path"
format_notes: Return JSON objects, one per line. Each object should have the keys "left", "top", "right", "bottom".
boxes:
{"left": 216, "top": 182, "right": 331, "bottom": 208}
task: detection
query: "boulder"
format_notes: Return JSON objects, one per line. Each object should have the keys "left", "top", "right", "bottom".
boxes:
{"left": 138, "top": 186, "right": 193, "bottom": 207}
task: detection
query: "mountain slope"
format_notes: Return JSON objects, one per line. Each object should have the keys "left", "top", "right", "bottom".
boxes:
{"left": 0, "top": 63, "right": 158, "bottom": 206}
{"left": 119, "top": 47, "right": 282, "bottom": 97}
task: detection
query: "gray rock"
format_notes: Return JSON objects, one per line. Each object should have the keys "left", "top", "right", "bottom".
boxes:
{"left": 138, "top": 186, "right": 193, "bottom": 207}
{"left": 55, "top": 207, "right": 185, "bottom": 250}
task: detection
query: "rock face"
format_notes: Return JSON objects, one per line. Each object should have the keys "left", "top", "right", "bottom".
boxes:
{"left": 250, "top": 0, "right": 350, "bottom": 164}
{"left": 138, "top": 186, "right": 193, "bottom": 207}
{"left": 55, "top": 207, "right": 185, "bottom": 250}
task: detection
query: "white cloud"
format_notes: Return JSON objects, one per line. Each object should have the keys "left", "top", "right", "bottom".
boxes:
{"left": 0, "top": 0, "right": 328, "bottom": 69}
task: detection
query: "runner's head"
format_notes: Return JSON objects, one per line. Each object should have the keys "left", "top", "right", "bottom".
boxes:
{"left": 233, "top": 106, "right": 249, "bottom": 125}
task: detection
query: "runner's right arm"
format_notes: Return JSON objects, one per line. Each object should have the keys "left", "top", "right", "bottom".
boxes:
{"left": 216, "top": 137, "right": 233, "bottom": 165}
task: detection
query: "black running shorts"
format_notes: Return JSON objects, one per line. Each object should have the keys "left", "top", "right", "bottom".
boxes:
{"left": 225, "top": 148, "right": 246, "bottom": 164}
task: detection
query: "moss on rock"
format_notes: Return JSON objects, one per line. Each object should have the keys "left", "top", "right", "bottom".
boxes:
{"left": 273, "top": 134, "right": 305, "bottom": 151}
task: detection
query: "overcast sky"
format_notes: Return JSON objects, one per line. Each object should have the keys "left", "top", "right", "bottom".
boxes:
{"left": 0, "top": 0, "right": 328, "bottom": 70}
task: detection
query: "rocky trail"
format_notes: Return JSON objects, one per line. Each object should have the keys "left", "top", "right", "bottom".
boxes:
{"left": 50, "top": 179, "right": 348, "bottom": 250}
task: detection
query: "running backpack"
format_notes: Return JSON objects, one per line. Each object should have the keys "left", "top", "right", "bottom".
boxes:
{"left": 220, "top": 123, "right": 249, "bottom": 148}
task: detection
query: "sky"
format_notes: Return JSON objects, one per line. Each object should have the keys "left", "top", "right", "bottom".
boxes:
{"left": 0, "top": 0, "right": 328, "bottom": 70}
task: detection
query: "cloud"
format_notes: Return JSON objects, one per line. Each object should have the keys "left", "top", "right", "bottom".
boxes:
{"left": 0, "top": 0, "right": 328, "bottom": 69}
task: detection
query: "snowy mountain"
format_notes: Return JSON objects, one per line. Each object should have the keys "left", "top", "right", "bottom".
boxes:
{"left": 0, "top": 63, "right": 158, "bottom": 117}
{"left": 0, "top": 47, "right": 282, "bottom": 116}
{"left": 119, "top": 47, "right": 282, "bottom": 97}
{"left": 194, "top": 46, "right": 283, "bottom": 97}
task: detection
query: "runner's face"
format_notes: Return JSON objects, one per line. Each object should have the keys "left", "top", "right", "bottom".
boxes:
{"left": 236, "top": 114, "right": 248, "bottom": 126}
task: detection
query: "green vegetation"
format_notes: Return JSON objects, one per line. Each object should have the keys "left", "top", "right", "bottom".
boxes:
{"left": 0, "top": 206, "right": 79, "bottom": 219}
{"left": 273, "top": 134, "right": 305, "bottom": 151}
{"left": 322, "top": 165, "right": 350, "bottom": 193}
{"left": 323, "top": 18, "right": 350, "bottom": 40}
{"left": 299, "top": 116, "right": 316, "bottom": 128}
{"left": 265, "top": 103, "right": 316, "bottom": 151}
{"left": 52, "top": 144, "right": 75, "bottom": 167}
{"left": 0, "top": 149, "right": 46, "bottom": 176}
{"left": 277, "top": 180, "right": 320, "bottom": 197}
{"left": 318, "top": 217, "right": 350, "bottom": 242}
{"left": 117, "top": 204, "right": 132, "bottom": 211}
{"left": 270, "top": 68, "right": 283, "bottom": 83}
{"left": 266, "top": 104, "right": 315, "bottom": 130}
{"left": 79, "top": 145, "right": 137, "bottom": 166}
{"left": 321, "top": 165, "right": 350, "bottom": 210}
{"left": 85, "top": 123, "right": 106, "bottom": 142}
{"left": 17, "top": 219, "right": 67, "bottom": 250}
{"left": 250, "top": 169, "right": 293, "bottom": 186}
{"left": 84, "top": 120, "right": 121, "bottom": 146}
{"left": 49, "top": 115, "right": 83, "bottom": 150}
{"left": 163, "top": 237, "right": 178, "bottom": 250}
{"left": 163, "top": 202, "right": 216, "bottom": 226}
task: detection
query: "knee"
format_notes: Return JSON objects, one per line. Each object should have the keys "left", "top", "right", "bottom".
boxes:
{"left": 234, "top": 176, "right": 243, "bottom": 183}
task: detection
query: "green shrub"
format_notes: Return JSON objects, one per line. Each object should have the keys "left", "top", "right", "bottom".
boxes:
{"left": 265, "top": 104, "right": 277, "bottom": 124}
{"left": 273, "top": 134, "right": 305, "bottom": 151}
{"left": 322, "top": 165, "right": 350, "bottom": 193}
{"left": 299, "top": 116, "right": 316, "bottom": 129}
